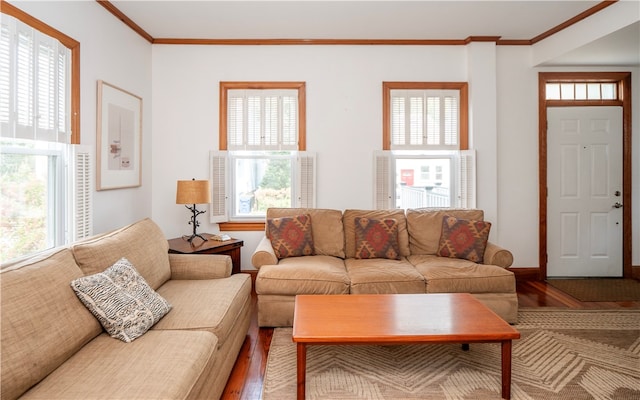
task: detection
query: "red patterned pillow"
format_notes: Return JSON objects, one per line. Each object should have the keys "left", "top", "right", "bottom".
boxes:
{"left": 437, "top": 215, "right": 491, "bottom": 263}
{"left": 354, "top": 217, "right": 400, "bottom": 260}
{"left": 267, "top": 214, "right": 314, "bottom": 259}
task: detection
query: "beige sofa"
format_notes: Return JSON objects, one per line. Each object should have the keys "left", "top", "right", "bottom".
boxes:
{"left": 1, "top": 218, "right": 251, "bottom": 400}
{"left": 252, "top": 208, "right": 517, "bottom": 327}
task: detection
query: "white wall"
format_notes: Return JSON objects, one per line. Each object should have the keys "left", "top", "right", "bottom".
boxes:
{"left": 12, "top": 1, "right": 153, "bottom": 234}
{"left": 152, "top": 42, "right": 639, "bottom": 270}
{"left": 150, "top": 43, "right": 526, "bottom": 268}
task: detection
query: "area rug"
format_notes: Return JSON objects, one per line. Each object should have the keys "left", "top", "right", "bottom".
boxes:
{"left": 262, "top": 309, "right": 640, "bottom": 400}
{"left": 547, "top": 279, "right": 640, "bottom": 302}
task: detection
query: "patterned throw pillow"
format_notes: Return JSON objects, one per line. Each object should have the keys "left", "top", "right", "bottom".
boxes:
{"left": 354, "top": 217, "right": 400, "bottom": 260}
{"left": 70, "top": 257, "right": 172, "bottom": 343}
{"left": 267, "top": 214, "right": 314, "bottom": 259}
{"left": 437, "top": 215, "right": 491, "bottom": 263}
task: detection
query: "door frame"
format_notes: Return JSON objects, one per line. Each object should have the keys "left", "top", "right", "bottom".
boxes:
{"left": 538, "top": 72, "right": 632, "bottom": 280}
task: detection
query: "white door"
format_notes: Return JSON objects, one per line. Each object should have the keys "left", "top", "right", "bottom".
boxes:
{"left": 547, "top": 107, "right": 623, "bottom": 277}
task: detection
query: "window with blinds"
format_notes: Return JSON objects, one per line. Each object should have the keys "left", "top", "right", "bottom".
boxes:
{"left": 0, "top": 13, "right": 87, "bottom": 264}
{"left": 390, "top": 89, "right": 459, "bottom": 150}
{"left": 378, "top": 82, "right": 473, "bottom": 210}
{"left": 216, "top": 82, "right": 313, "bottom": 223}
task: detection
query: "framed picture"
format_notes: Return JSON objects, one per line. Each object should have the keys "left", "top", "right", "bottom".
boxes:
{"left": 96, "top": 80, "right": 142, "bottom": 190}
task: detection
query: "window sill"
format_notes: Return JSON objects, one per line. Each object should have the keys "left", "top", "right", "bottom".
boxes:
{"left": 219, "top": 222, "right": 265, "bottom": 232}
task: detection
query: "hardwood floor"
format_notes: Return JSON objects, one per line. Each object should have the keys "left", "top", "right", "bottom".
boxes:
{"left": 220, "top": 280, "right": 640, "bottom": 400}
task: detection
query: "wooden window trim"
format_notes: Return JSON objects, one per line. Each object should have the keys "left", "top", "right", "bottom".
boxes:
{"left": 218, "top": 81, "right": 306, "bottom": 231}
{"left": 1, "top": 1, "right": 81, "bottom": 144}
{"left": 382, "top": 82, "right": 468, "bottom": 150}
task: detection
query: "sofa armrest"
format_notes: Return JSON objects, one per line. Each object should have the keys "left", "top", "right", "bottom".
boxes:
{"left": 168, "top": 253, "right": 232, "bottom": 279}
{"left": 483, "top": 242, "right": 514, "bottom": 268}
{"left": 251, "top": 236, "right": 278, "bottom": 269}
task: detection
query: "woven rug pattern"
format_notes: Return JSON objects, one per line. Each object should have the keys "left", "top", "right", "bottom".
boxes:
{"left": 262, "top": 309, "right": 640, "bottom": 400}
{"left": 547, "top": 279, "right": 640, "bottom": 302}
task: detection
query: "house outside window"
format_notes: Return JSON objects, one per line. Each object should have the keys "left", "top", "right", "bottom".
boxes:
{"left": 377, "top": 82, "right": 474, "bottom": 210}
{"left": 0, "top": 12, "right": 88, "bottom": 264}
{"left": 213, "top": 82, "right": 314, "bottom": 224}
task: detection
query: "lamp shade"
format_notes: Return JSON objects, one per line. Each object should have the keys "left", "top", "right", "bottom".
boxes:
{"left": 176, "top": 180, "right": 212, "bottom": 204}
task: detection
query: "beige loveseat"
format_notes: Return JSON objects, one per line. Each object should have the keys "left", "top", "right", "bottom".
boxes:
{"left": 1, "top": 218, "right": 251, "bottom": 400}
{"left": 252, "top": 208, "right": 517, "bottom": 327}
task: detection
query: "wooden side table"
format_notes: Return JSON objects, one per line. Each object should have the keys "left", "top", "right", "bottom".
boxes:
{"left": 168, "top": 234, "right": 244, "bottom": 274}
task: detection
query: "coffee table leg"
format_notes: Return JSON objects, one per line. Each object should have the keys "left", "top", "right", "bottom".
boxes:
{"left": 501, "top": 340, "right": 512, "bottom": 400}
{"left": 297, "top": 343, "right": 307, "bottom": 400}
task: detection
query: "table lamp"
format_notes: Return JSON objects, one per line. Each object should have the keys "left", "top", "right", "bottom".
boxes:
{"left": 176, "top": 179, "right": 212, "bottom": 243}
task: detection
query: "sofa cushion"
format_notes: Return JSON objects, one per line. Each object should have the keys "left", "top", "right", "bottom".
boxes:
{"left": 354, "top": 217, "right": 400, "bottom": 260}
{"left": 1, "top": 249, "right": 103, "bottom": 400}
{"left": 19, "top": 330, "right": 217, "bottom": 400}
{"left": 255, "top": 255, "right": 350, "bottom": 295}
{"left": 437, "top": 215, "right": 491, "bottom": 263}
{"left": 153, "top": 273, "right": 251, "bottom": 347}
{"left": 267, "top": 208, "right": 345, "bottom": 258}
{"left": 407, "top": 208, "right": 484, "bottom": 255}
{"left": 267, "top": 214, "right": 314, "bottom": 259}
{"left": 346, "top": 258, "right": 425, "bottom": 294}
{"left": 408, "top": 254, "right": 515, "bottom": 294}
{"left": 344, "top": 209, "right": 410, "bottom": 258}
{"left": 72, "top": 218, "right": 171, "bottom": 290}
{"left": 70, "top": 258, "right": 172, "bottom": 343}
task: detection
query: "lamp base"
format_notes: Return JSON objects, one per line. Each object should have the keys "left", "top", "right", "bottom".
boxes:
{"left": 184, "top": 233, "right": 208, "bottom": 244}
{"left": 183, "top": 204, "right": 207, "bottom": 245}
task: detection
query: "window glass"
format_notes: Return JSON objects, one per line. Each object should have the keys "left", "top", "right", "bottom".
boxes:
{"left": 395, "top": 156, "right": 452, "bottom": 208}
{"left": 230, "top": 152, "right": 293, "bottom": 218}
{"left": 545, "top": 83, "right": 560, "bottom": 100}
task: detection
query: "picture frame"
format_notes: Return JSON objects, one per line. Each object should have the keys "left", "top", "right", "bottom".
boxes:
{"left": 96, "top": 80, "right": 142, "bottom": 190}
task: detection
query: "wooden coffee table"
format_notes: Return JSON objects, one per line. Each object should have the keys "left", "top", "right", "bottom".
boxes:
{"left": 292, "top": 293, "right": 520, "bottom": 400}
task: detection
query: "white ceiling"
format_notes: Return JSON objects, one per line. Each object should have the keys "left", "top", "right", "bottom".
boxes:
{"left": 110, "top": 1, "right": 639, "bottom": 66}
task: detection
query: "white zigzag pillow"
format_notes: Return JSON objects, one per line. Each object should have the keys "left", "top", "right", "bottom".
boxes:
{"left": 71, "top": 257, "right": 172, "bottom": 342}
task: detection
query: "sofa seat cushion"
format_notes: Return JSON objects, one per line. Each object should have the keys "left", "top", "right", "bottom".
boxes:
{"left": 20, "top": 330, "right": 217, "bottom": 400}
{"left": 1, "top": 249, "right": 103, "bottom": 400}
{"left": 346, "top": 258, "right": 425, "bottom": 294}
{"left": 72, "top": 218, "right": 171, "bottom": 290}
{"left": 255, "top": 256, "right": 350, "bottom": 295}
{"left": 407, "top": 208, "right": 484, "bottom": 255}
{"left": 408, "top": 255, "right": 515, "bottom": 294}
{"left": 153, "top": 273, "right": 251, "bottom": 347}
{"left": 267, "top": 208, "right": 345, "bottom": 258}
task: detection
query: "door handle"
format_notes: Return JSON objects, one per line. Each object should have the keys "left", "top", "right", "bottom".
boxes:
{"left": 613, "top": 202, "right": 623, "bottom": 209}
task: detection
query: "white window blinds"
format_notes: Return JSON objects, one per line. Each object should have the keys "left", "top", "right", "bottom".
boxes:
{"left": 390, "top": 89, "right": 459, "bottom": 150}
{"left": 0, "top": 16, "right": 70, "bottom": 143}
{"left": 227, "top": 89, "right": 298, "bottom": 150}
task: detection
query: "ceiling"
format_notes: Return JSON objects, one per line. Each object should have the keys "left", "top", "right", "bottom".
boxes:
{"left": 108, "top": 1, "right": 639, "bottom": 66}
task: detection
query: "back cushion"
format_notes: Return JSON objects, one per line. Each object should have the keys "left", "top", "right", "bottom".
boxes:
{"left": 72, "top": 218, "right": 171, "bottom": 290}
{"left": 343, "top": 209, "right": 410, "bottom": 259}
{"left": 1, "top": 249, "right": 102, "bottom": 400}
{"left": 406, "top": 208, "right": 484, "bottom": 255}
{"left": 267, "top": 208, "right": 345, "bottom": 258}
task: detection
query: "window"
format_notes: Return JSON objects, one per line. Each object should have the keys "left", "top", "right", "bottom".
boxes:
{"left": 545, "top": 82, "right": 618, "bottom": 100}
{"left": 214, "top": 82, "right": 314, "bottom": 224}
{"left": 377, "top": 82, "right": 474, "bottom": 210}
{"left": 0, "top": 9, "right": 88, "bottom": 264}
